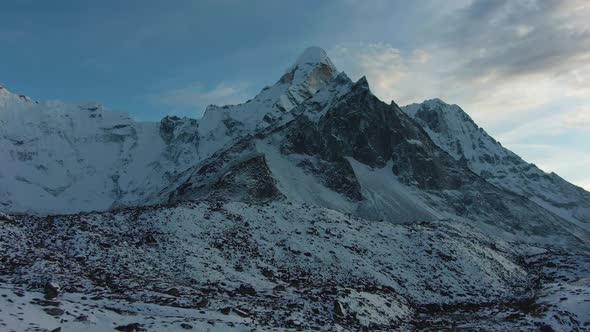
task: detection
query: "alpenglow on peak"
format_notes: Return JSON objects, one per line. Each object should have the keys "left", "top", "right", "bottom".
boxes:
{"left": 293, "top": 46, "right": 335, "bottom": 67}
{"left": 278, "top": 46, "right": 339, "bottom": 101}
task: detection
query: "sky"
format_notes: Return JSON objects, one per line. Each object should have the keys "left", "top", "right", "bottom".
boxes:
{"left": 1, "top": 0, "right": 589, "bottom": 190}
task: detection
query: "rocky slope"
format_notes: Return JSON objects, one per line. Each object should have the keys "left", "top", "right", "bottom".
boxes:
{"left": 1, "top": 202, "right": 588, "bottom": 331}
{"left": 3, "top": 201, "right": 589, "bottom": 331}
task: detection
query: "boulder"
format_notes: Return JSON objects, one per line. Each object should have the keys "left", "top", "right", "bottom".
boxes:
{"left": 115, "top": 323, "right": 145, "bottom": 331}
{"left": 44, "top": 282, "right": 60, "bottom": 300}
{"left": 237, "top": 284, "right": 256, "bottom": 296}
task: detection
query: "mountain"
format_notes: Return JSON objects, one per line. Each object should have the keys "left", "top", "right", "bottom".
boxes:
{"left": 0, "top": 47, "right": 337, "bottom": 215}
{"left": 0, "top": 84, "right": 200, "bottom": 214}
{"left": 1, "top": 48, "right": 589, "bottom": 331}
{"left": 164, "top": 74, "right": 587, "bottom": 246}
{"left": 402, "top": 99, "right": 590, "bottom": 233}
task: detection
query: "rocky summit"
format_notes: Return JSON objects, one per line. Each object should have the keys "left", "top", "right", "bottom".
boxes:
{"left": 1, "top": 47, "right": 589, "bottom": 331}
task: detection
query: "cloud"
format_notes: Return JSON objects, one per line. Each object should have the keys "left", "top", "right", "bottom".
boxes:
{"left": 496, "top": 113, "right": 569, "bottom": 144}
{"left": 563, "top": 108, "right": 590, "bottom": 129}
{"left": 452, "top": 3, "right": 590, "bottom": 83}
{"left": 152, "top": 82, "right": 250, "bottom": 117}
{"left": 436, "top": 0, "right": 590, "bottom": 98}
{"left": 331, "top": 0, "right": 590, "bottom": 123}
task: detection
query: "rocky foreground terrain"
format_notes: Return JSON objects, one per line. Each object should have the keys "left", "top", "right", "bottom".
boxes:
{"left": 1, "top": 47, "right": 589, "bottom": 331}
{"left": 1, "top": 203, "right": 589, "bottom": 331}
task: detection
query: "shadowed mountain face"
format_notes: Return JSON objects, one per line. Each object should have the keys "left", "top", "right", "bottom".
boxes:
{"left": 1, "top": 47, "right": 589, "bottom": 331}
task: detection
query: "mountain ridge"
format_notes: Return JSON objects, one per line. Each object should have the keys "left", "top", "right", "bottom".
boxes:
{"left": 401, "top": 98, "right": 590, "bottom": 233}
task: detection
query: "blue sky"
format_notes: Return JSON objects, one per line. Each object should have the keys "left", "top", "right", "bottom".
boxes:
{"left": 1, "top": 0, "right": 589, "bottom": 189}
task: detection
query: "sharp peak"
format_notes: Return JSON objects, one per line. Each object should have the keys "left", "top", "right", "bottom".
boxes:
{"left": 334, "top": 71, "right": 353, "bottom": 83}
{"left": 352, "top": 76, "right": 370, "bottom": 91}
{"left": 295, "top": 47, "right": 331, "bottom": 65}
{"left": 422, "top": 98, "right": 466, "bottom": 110}
{"left": 424, "top": 98, "right": 450, "bottom": 105}
{"left": 413, "top": 98, "right": 478, "bottom": 124}
{"left": 0, "top": 83, "right": 11, "bottom": 94}
{"left": 286, "top": 46, "right": 337, "bottom": 74}
{"left": 274, "top": 47, "right": 339, "bottom": 94}
{"left": 403, "top": 98, "right": 461, "bottom": 111}
{"left": 0, "top": 83, "right": 34, "bottom": 102}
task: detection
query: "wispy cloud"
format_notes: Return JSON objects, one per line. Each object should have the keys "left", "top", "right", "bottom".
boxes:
{"left": 152, "top": 82, "right": 250, "bottom": 117}
{"left": 331, "top": 0, "right": 590, "bottom": 123}
{"left": 563, "top": 108, "right": 590, "bottom": 129}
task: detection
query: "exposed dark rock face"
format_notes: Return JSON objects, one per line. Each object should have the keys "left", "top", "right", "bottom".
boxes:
{"left": 281, "top": 116, "right": 326, "bottom": 157}
{"left": 115, "top": 322, "right": 145, "bottom": 331}
{"left": 318, "top": 78, "right": 402, "bottom": 167}
{"left": 43, "top": 307, "right": 64, "bottom": 316}
{"left": 237, "top": 284, "right": 257, "bottom": 297}
{"left": 167, "top": 137, "right": 284, "bottom": 205}
{"left": 316, "top": 79, "right": 475, "bottom": 191}
{"left": 296, "top": 157, "right": 363, "bottom": 201}
{"left": 207, "top": 154, "right": 284, "bottom": 203}
{"left": 279, "top": 77, "right": 473, "bottom": 191}
{"left": 159, "top": 115, "right": 199, "bottom": 146}
{"left": 44, "top": 282, "right": 60, "bottom": 300}
{"left": 333, "top": 299, "right": 346, "bottom": 318}
{"left": 0, "top": 212, "right": 14, "bottom": 222}
{"left": 390, "top": 140, "right": 465, "bottom": 190}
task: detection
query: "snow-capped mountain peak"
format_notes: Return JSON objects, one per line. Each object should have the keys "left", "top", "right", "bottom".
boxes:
{"left": 0, "top": 48, "right": 347, "bottom": 215}
{"left": 0, "top": 85, "right": 34, "bottom": 108}
{"left": 401, "top": 98, "right": 590, "bottom": 233}
{"left": 197, "top": 47, "right": 341, "bottom": 157}
{"left": 277, "top": 46, "right": 339, "bottom": 104}
{"left": 293, "top": 46, "right": 334, "bottom": 66}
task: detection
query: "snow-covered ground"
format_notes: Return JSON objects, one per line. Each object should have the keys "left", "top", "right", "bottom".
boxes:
{"left": 1, "top": 202, "right": 587, "bottom": 330}
{"left": 0, "top": 286, "right": 258, "bottom": 332}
